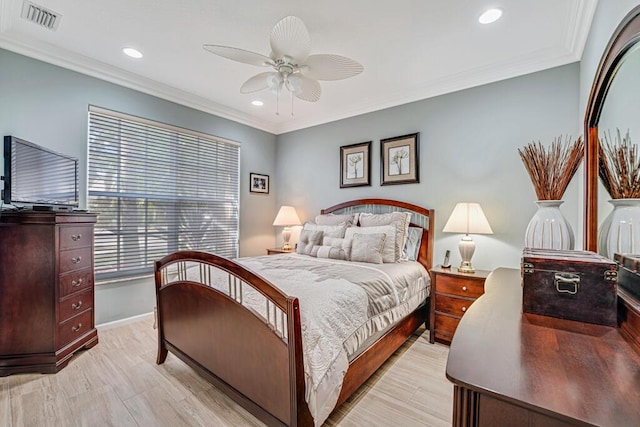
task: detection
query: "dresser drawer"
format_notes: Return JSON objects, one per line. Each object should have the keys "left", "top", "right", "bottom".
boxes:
{"left": 58, "top": 309, "right": 93, "bottom": 347}
{"left": 436, "top": 294, "right": 475, "bottom": 317}
{"left": 59, "top": 225, "right": 93, "bottom": 250}
{"left": 59, "top": 268, "right": 93, "bottom": 297}
{"left": 437, "top": 275, "right": 484, "bottom": 298}
{"left": 59, "top": 246, "right": 92, "bottom": 273}
{"left": 59, "top": 289, "right": 93, "bottom": 323}
{"left": 435, "top": 313, "right": 461, "bottom": 336}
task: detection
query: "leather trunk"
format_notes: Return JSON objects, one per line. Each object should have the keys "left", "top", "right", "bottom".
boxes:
{"left": 614, "top": 253, "right": 640, "bottom": 300}
{"left": 521, "top": 248, "right": 618, "bottom": 326}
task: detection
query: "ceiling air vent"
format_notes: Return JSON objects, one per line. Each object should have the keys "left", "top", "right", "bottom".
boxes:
{"left": 21, "top": 1, "right": 61, "bottom": 31}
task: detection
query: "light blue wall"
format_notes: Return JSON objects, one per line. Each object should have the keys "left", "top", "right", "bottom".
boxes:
{"left": 0, "top": 48, "right": 278, "bottom": 324}
{"left": 276, "top": 64, "right": 581, "bottom": 271}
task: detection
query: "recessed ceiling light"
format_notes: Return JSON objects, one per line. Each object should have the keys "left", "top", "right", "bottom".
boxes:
{"left": 251, "top": 100, "right": 264, "bottom": 106}
{"left": 122, "top": 47, "right": 143, "bottom": 58}
{"left": 478, "top": 8, "right": 503, "bottom": 24}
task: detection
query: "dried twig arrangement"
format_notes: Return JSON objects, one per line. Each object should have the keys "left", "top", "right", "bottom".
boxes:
{"left": 518, "top": 135, "right": 584, "bottom": 200}
{"left": 599, "top": 129, "right": 640, "bottom": 199}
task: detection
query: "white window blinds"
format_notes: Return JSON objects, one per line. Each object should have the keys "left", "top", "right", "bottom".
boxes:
{"left": 88, "top": 107, "right": 240, "bottom": 280}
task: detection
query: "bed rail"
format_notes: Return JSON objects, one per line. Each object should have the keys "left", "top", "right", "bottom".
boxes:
{"left": 154, "top": 250, "right": 311, "bottom": 426}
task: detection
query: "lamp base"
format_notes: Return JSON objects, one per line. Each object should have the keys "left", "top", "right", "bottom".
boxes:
{"left": 282, "top": 227, "right": 292, "bottom": 250}
{"left": 458, "top": 235, "right": 476, "bottom": 274}
{"left": 458, "top": 262, "right": 475, "bottom": 274}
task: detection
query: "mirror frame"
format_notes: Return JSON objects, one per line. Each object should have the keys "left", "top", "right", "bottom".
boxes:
{"left": 585, "top": 5, "right": 640, "bottom": 252}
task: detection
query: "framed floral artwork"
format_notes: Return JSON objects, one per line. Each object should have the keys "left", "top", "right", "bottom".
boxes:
{"left": 380, "top": 133, "right": 419, "bottom": 185}
{"left": 340, "top": 141, "right": 371, "bottom": 188}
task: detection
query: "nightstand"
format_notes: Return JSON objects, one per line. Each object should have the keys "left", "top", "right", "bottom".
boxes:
{"left": 429, "top": 265, "right": 490, "bottom": 345}
{"left": 266, "top": 248, "right": 293, "bottom": 255}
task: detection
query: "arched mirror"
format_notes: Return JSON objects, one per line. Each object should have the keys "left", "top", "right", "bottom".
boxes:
{"left": 584, "top": 5, "right": 640, "bottom": 253}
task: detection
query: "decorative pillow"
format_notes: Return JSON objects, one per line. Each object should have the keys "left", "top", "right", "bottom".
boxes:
{"left": 358, "top": 212, "right": 412, "bottom": 261}
{"left": 322, "top": 236, "right": 353, "bottom": 259}
{"left": 314, "top": 213, "right": 356, "bottom": 226}
{"left": 345, "top": 225, "right": 396, "bottom": 263}
{"left": 296, "top": 230, "right": 324, "bottom": 255}
{"left": 303, "top": 221, "right": 347, "bottom": 238}
{"left": 309, "top": 245, "right": 349, "bottom": 260}
{"left": 403, "top": 226, "right": 423, "bottom": 261}
{"left": 350, "top": 233, "right": 386, "bottom": 264}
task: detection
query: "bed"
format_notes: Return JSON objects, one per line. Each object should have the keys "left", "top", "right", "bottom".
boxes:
{"left": 154, "top": 198, "right": 434, "bottom": 426}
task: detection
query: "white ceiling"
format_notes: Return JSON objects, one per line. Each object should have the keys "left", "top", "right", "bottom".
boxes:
{"left": 0, "top": 0, "right": 598, "bottom": 135}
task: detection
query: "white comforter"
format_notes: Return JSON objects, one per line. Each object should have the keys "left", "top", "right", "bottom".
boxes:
{"left": 235, "top": 254, "right": 430, "bottom": 426}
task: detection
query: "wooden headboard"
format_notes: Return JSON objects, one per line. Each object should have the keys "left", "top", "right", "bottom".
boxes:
{"left": 321, "top": 198, "right": 435, "bottom": 270}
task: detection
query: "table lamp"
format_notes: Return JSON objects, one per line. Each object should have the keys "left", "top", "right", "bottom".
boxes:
{"left": 442, "top": 202, "right": 493, "bottom": 273}
{"left": 273, "top": 206, "right": 301, "bottom": 250}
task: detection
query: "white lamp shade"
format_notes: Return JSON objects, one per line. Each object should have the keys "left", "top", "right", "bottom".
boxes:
{"left": 273, "top": 206, "right": 302, "bottom": 226}
{"left": 443, "top": 202, "right": 493, "bottom": 235}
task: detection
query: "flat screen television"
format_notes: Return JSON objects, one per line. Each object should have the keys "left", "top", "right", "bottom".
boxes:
{"left": 2, "top": 135, "right": 79, "bottom": 209}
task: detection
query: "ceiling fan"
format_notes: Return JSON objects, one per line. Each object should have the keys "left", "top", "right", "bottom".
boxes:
{"left": 203, "top": 16, "right": 364, "bottom": 115}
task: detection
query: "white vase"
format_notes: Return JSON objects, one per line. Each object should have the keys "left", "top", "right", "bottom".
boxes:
{"left": 524, "top": 200, "right": 575, "bottom": 250}
{"left": 598, "top": 199, "right": 640, "bottom": 258}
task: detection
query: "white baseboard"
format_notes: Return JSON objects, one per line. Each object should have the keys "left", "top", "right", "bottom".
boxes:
{"left": 96, "top": 311, "right": 154, "bottom": 330}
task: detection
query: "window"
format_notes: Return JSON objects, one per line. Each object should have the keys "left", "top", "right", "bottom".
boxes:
{"left": 88, "top": 107, "right": 240, "bottom": 280}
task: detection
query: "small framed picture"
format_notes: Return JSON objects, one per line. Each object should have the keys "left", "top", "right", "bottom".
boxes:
{"left": 250, "top": 172, "right": 269, "bottom": 194}
{"left": 340, "top": 141, "right": 371, "bottom": 188}
{"left": 381, "top": 133, "right": 419, "bottom": 185}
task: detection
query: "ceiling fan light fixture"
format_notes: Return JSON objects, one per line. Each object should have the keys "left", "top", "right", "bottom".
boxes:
{"left": 122, "top": 47, "right": 143, "bottom": 58}
{"left": 203, "top": 15, "right": 363, "bottom": 115}
{"left": 267, "top": 73, "right": 284, "bottom": 93}
{"left": 478, "top": 8, "right": 503, "bottom": 24}
{"left": 251, "top": 100, "right": 264, "bottom": 106}
{"left": 286, "top": 75, "right": 302, "bottom": 94}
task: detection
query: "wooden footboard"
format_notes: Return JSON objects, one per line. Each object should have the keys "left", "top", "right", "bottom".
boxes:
{"left": 155, "top": 199, "right": 434, "bottom": 427}
{"left": 155, "top": 251, "right": 311, "bottom": 427}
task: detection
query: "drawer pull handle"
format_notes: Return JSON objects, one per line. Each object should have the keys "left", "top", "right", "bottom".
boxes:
{"left": 462, "top": 286, "right": 468, "bottom": 292}
{"left": 72, "top": 323, "right": 83, "bottom": 332}
{"left": 71, "top": 234, "right": 82, "bottom": 241}
{"left": 72, "top": 278, "right": 84, "bottom": 287}
{"left": 72, "top": 301, "right": 83, "bottom": 310}
{"left": 461, "top": 306, "right": 467, "bottom": 312}
{"left": 72, "top": 256, "right": 82, "bottom": 264}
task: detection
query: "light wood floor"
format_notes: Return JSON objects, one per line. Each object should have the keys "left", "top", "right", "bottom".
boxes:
{"left": 0, "top": 316, "right": 453, "bottom": 426}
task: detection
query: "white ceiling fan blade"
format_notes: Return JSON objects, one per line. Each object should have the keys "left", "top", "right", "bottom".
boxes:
{"left": 270, "top": 16, "right": 310, "bottom": 64}
{"left": 203, "top": 45, "right": 272, "bottom": 67}
{"left": 293, "top": 76, "right": 321, "bottom": 102}
{"left": 240, "top": 72, "right": 276, "bottom": 94}
{"left": 302, "top": 54, "right": 364, "bottom": 81}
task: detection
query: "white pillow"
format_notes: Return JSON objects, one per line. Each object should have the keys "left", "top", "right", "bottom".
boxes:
{"left": 296, "top": 230, "right": 324, "bottom": 255}
{"left": 322, "top": 236, "right": 353, "bottom": 259}
{"left": 403, "top": 226, "right": 423, "bottom": 261}
{"left": 309, "top": 245, "right": 349, "bottom": 260}
{"left": 314, "top": 213, "right": 356, "bottom": 226}
{"left": 303, "top": 221, "right": 347, "bottom": 238}
{"left": 345, "top": 225, "right": 396, "bottom": 263}
{"left": 358, "top": 212, "right": 412, "bottom": 261}
{"left": 350, "top": 233, "right": 386, "bottom": 264}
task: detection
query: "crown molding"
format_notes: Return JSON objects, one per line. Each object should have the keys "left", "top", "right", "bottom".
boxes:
{"left": 0, "top": 32, "right": 279, "bottom": 134}
{"left": 564, "top": 0, "right": 599, "bottom": 60}
{"left": 0, "top": 0, "right": 598, "bottom": 136}
{"left": 274, "top": 46, "right": 580, "bottom": 134}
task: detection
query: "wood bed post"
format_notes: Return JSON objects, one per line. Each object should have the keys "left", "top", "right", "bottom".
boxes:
{"left": 154, "top": 260, "right": 168, "bottom": 364}
{"left": 287, "top": 297, "right": 313, "bottom": 426}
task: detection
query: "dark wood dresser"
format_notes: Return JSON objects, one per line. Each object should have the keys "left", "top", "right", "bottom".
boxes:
{"left": 0, "top": 211, "right": 98, "bottom": 376}
{"left": 446, "top": 268, "right": 640, "bottom": 426}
